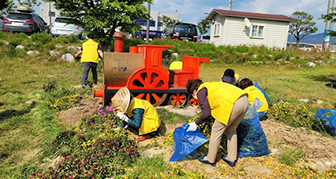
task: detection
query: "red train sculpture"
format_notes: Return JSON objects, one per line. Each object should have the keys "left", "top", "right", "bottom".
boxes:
{"left": 94, "top": 32, "right": 210, "bottom": 107}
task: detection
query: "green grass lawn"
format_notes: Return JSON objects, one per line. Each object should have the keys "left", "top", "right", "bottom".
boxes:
{"left": 1, "top": 33, "right": 336, "bottom": 178}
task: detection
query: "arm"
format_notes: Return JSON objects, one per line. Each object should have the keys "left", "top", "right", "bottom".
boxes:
{"left": 195, "top": 88, "right": 211, "bottom": 125}
{"left": 98, "top": 50, "right": 103, "bottom": 59}
{"left": 118, "top": 108, "right": 144, "bottom": 129}
{"left": 74, "top": 50, "right": 82, "bottom": 58}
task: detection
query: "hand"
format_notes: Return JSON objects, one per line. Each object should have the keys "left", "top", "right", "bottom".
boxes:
{"left": 116, "top": 112, "right": 129, "bottom": 123}
{"left": 74, "top": 54, "right": 78, "bottom": 58}
{"left": 187, "top": 122, "right": 198, "bottom": 132}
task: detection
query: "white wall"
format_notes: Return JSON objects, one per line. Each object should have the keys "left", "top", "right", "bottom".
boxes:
{"left": 210, "top": 15, "right": 290, "bottom": 49}
{"left": 40, "top": 3, "right": 61, "bottom": 25}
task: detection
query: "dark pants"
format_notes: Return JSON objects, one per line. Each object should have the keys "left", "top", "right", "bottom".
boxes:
{"left": 82, "top": 62, "right": 98, "bottom": 86}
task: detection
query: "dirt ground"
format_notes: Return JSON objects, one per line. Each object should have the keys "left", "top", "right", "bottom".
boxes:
{"left": 59, "top": 98, "right": 336, "bottom": 178}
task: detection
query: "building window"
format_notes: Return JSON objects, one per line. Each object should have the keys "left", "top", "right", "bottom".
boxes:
{"left": 214, "top": 23, "right": 220, "bottom": 36}
{"left": 250, "top": 24, "right": 264, "bottom": 38}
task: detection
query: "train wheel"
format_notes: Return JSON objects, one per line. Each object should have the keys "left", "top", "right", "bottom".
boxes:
{"left": 169, "top": 93, "right": 187, "bottom": 107}
{"left": 189, "top": 97, "right": 199, "bottom": 106}
{"left": 132, "top": 93, "right": 167, "bottom": 107}
{"left": 127, "top": 68, "right": 169, "bottom": 106}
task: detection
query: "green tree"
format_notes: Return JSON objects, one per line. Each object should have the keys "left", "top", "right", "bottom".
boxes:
{"left": 0, "top": 0, "right": 15, "bottom": 15}
{"left": 45, "top": 0, "right": 151, "bottom": 50}
{"left": 162, "top": 15, "right": 181, "bottom": 28}
{"left": 289, "top": 11, "right": 318, "bottom": 47}
{"left": 197, "top": 19, "right": 210, "bottom": 35}
{"left": 17, "top": 0, "right": 41, "bottom": 8}
{"left": 320, "top": 7, "right": 336, "bottom": 36}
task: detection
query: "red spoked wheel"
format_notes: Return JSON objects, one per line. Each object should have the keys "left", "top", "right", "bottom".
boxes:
{"left": 169, "top": 93, "right": 187, "bottom": 107}
{"left": 189, "top": 97, "right": 199, "bottom": 106}
{"left": 132, "top": 93, "right": 167, "bottom": 107}
{"left": 127, "top": 68, "right": 169, "bottom": 106}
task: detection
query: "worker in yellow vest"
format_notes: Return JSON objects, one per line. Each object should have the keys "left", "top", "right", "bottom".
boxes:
{"left": 112, "top": 87, "right": 161, "bottom": 141}
{"left": 186, "top": 79, "right": 249, "bottom": 167}
{"left": 239, "top": 78, "right": 269, "bottom": 120}
{"left": 220, "top": 69, "right": 241, "bottom": 87}
{"left": 74, "top": 33, "right": 103, "bottom": 88}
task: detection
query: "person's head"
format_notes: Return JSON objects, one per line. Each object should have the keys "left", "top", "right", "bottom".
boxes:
{"left": 111, "top": 87, "right": 130, "bottom": 114}
{"left": 224, "top": 69, "right": 235, "bottom": 78}
{"left": 186, "top": 79, "right": 203, "bottom": 95}
{"left": 239, "top": 78, "right": 253, "bottom": 90}
{"left": 222, "top": 69, "right": 236, "bottom": 84}
{"left": 87, "top": 33, "right": 95, "bottom": 39}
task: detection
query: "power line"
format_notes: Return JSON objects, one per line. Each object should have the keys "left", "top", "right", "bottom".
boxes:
{"left": 305, "top": 0, "right": 328, "bottom": 12}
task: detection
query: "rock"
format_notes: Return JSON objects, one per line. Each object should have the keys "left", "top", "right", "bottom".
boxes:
{"left": 27, "top": 50, "right": 39, "bottom": 55}
{"left": 251, "top": 61, "right": 263, "bottom": 64}
{"left": 316, "top": 100, "right": 323, "bottom": 105}
{"left": 49, "top": 51, "right": 60, "bottom": 56}
{"left": 16, "top": 45, "right": 24, "bottom": 49}
{"left": 252, "top": 54, "right": 257, "bottom": 58}
{"left": 67, "top": 46, "right": 81, "bottom": 52}
{"left": 307, "top": 62, "right": 316, "bottom": 67}
{"left": 172, "top": 53, "right": 178, "bottom": 59}
{"left": 299, "top": 99, "right": 309, "bottom": 103}
{"left": 56, "top": 45, "right": 63, "bottom": 48}
{"left": 273, "top": 62, "right": 280, "bottom": 66}
{"left": 61, "top": 53, "right": 75, "bottom": 62}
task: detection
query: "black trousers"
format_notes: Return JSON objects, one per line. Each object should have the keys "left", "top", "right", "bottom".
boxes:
{"left": 82, "top": 62, "right": 98, "bottom": 86}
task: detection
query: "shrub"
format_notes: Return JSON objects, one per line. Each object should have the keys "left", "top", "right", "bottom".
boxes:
{"left": 31, "top": 33, "right": 53, "bottom": 44}
{"left": 0, "top": 31, "right": 8, "bottom": 39}
{"left": 68, "top": 34, "right": 80, "bottom": 43}
{"left": 54, "top": 35, "right": 70, "bottom": 44}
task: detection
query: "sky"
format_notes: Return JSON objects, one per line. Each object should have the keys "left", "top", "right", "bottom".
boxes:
{"left": 151, "top": 0, "right": 333, "bottom": 34}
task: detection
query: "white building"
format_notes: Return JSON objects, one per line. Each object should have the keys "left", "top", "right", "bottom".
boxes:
{"left": 206, "top": 9, "right": 296, "bottom": 49}
{"left": 150, "top": 11, "right": 181, "bottom": 31}
{"left": 39, "top": 3, "right": 61, "bottom": 25}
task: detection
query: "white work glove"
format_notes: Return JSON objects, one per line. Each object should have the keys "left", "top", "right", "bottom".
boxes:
{"left": 116, "top": 112, "right": 129, "bottom": 123}
{"left": 186, "top": 122, "right": 198, "bottom": 132}
{"left": 114, "top": 127, "right": 122, "bottom": 131}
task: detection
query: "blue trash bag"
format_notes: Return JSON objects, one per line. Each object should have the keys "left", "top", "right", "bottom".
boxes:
{"left": 169, "top": 123, "right": 208, "bottom": 162}
{"left": 237, "top": 99, "right": 271, "bottom": 158}
{"left": 314, "top": 109, "right": 336, "bottom": 136}
{"left": 254, "top": 82, "right": 272, "bottom": 107}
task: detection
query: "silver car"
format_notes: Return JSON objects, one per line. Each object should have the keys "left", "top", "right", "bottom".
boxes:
{"left": 50, "top": 17, "right": 83, "bottom": 38}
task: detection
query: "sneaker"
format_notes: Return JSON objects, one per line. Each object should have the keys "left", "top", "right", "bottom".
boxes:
{"left": 222, "top": 156, "right": 236, "bottom": 167}
{"left": 82, "top": 85, "right": 86, "bottom": 89}
{"left": 137, "top": 135, "right": 152, "bottom": 141}
{"left": 198, "top": 156, "right": 216, "bottom": 166}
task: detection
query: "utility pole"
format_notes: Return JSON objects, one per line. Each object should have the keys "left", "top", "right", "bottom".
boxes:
{"left": 49, "top": 2, "right": 51, "bottom": 25}
{"left": 229, "top": 0, "right": 232, "bottom": 10}
{"left": 146, "top": 3, "right": 151, "bottom": 43}
{"left": 323, "top": 0, "right": 334, "bottom": 50}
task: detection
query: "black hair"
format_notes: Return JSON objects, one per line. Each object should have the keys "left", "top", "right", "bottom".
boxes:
{"left": 239, "top": 78, "right": 253, "bottom": 90}
{"left": 186, "top": 79, "right": 203, "bottom": 94}
{"left": 87, "top": 33, "right": 94, "bottom": 39}
{"left": 224, "top": 69, "right": 235, "bottom": 78}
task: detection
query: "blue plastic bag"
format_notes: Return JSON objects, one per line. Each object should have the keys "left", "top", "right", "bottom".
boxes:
{"left": 237, "top": 99, "right": 271, "bottom": 158}
{"left": 254, "top": 82, "right": 272, "bottom": 107}
{"left": 314, "top": 109, "right": 336, "bottom": 136}
{"left": 169, "top": 123, "right": 208, "bottom": 162}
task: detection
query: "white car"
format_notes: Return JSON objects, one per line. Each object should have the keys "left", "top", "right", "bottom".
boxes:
{"left": 199, "top": 35, "right": 210, "bottom": 43}
{"left": 50, "top": 17, "right": 83, "bottom": 39}
{"left": 299, "top": 44, "right": 322, "bottom": 52}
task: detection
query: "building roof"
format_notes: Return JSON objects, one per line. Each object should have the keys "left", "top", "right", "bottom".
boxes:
{"left": 206, "top": 9, "right": 296, "bottom": 22}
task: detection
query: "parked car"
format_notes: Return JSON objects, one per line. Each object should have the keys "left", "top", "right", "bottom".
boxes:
{"left": 0, "top": 16, "right": 3, "bottom": 31}
{"left": 164, "top": 23, "right": 198, "bottom": 42}
{"left": 3, "top": 6, "right": 48, "bottom": 34}
{"left": 199, "top": 35, "right": 210, "bottom": 43}
{"left": 50, "top": 17, "right": 83, "bottom": 39}
{"left": 299, "top": 44, "right": 322, "bottom": 52}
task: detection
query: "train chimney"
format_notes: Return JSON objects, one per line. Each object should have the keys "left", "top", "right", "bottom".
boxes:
{"left": 113, "top": 31, "right": 125, "bottom": 52}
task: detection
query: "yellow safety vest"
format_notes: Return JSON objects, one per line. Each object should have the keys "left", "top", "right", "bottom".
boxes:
{"left": 234, "top": 73, "right": 241, "bottom": 83}
{"left": 244, "top": 86, "right": 269, "bottom": 112}
{"left": 196, "top": 82, "right": 247, "bottom": 125}
{"left": 126, "top": 98, "right": 161, "bottom": 135}
{"left": 80, "top": 39, "right": 99, "bottom": 63}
